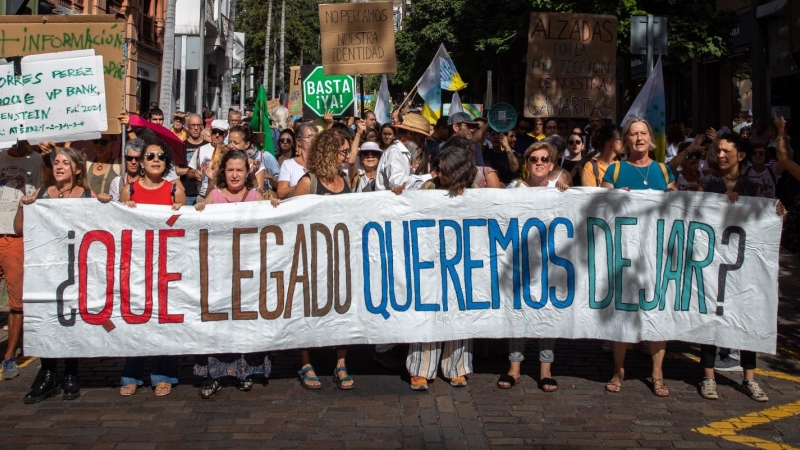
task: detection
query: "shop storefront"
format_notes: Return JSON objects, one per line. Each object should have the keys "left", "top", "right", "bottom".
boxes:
{"left": 137, "top": 60, "right": 160, "bottom": 113}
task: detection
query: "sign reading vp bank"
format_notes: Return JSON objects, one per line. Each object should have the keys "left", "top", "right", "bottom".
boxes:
{"left": 301, "top": 65, "right": 355, "bottom": 118}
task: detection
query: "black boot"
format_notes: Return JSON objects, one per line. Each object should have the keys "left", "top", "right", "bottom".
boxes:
{"left": 62, "top": 374, "right": 80, "bottom": 400}
{"left": 23, "top": 369, "right": 61, "bottom": 404}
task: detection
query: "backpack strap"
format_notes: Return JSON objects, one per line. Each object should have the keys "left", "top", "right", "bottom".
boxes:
{"left": 658, "top": 162, "right": 670, "bottom": 185}
{"left": 309, "top": 173, "right": 318, "bottom": 195}
{"left": 590, "top": 160, "right": 600, "bottom": 187}
{"left": 612, "top": 162, "right": 621, "bottom": 184}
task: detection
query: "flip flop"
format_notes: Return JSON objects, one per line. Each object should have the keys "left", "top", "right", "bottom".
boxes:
{"left": 154, "top": 382, "right": 172, "bottom": 397}
{"left": 652, "top": 379, "right": 670, "bottom": 397}
{"left": 537, "top": 377, "right": 558, "bottom": 392}
{"left": 605, "top": 375, "right": 623, "bottom": 393}
{"left": 497, "top": 374, "right": 520, "bottom": 389}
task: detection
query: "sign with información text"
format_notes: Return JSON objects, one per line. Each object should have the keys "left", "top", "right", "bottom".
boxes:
{"left": 0, "top": 50, "right": 107, "bottom": 146}
{"left": 318, "top": 2, "right": 397, "bottom": 75}
{"left": 22, "top": 189, "right": 780, "bottom": 358}
{"left": 301, "top": 65, "right": 355, "bottom": 118}
{"left": 524, "top": 13, "right": 617, "bottom": 121}
{"left": 0, "top": 15, "right": 125, "bottom": 134}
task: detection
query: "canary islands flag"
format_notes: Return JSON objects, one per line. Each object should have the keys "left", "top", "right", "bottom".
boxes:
{"left": 622, "top": 56, "right": 666, "bottom": 162}
{"left": 417, "top": 44, "right": 467, "bottom": 124}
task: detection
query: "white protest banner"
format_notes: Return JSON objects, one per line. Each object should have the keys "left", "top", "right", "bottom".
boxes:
{"left": 0, "top": 50, "right": 106, "bottom": 146}
{"left": 23, "top": 189, "right": 780, "bottom": 358}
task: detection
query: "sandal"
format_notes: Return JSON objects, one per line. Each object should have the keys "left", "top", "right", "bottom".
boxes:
{"left": 199, "top": 378, "right": 221, "bottom": 399}
{"left": 652, "top": 379, "right": 670, "bottom": 397}
{"left": 235, "top": 377, "right": 253, "bottom": 392}
{"left": 605, "top": 375, "right": 623, "bottom": 393}
{"left": 333, "top": 366, "right": 354, "bottom": 390}
{"left": 298, "top": 365, "right": 322, "bottom": 390}
{"left": 742, "top": 380, "right": 768, "bottom": 402}
{"left": 538, "top": 377, "right": 558, "bottom": 392}
{"left": 449, "top": 375, "right": 467, "bottom": 387}
{"left": 497, "top": 374, "right": 520, "bottom": 389}
{"left": 154, "top": 382, "right": 172, "bottom": 397}
{"left": 700, "top": 378, "right": 718, "bottom": 400}
{"left": 410, "top": 376, "right": 428, "bottom": 391}
{"left": 119, "top": 384, "right": 138, "bottom": 396}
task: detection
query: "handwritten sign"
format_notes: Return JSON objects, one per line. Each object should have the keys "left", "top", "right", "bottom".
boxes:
{"left": 22, "top": 189, "right": 780, "bottom": 358}
{"left": 267, "top": 98, "right": 281, "bottom": 112}
{"left": 0, "top": 50, "right": 106, "bottom": 146}
{"left": 288, "top": 66, "right": 303, "bottom": 116}
{"left": 0, "top": 15, "right": 125, "bottom": 134}
{"left": 318, "top": 2, "right": 397, "bottom": 75}
{"left": 524, "top": 13, "right": 617, "bottom": 120}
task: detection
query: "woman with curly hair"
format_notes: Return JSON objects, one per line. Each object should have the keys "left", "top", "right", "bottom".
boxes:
{"left": 192, "top": 150, "right": 270, "bottom": 398}
{"left": 407, "top": 138, "right": 477, "bottom": 391}
{"left": 290, "top": 128, "right": 354, "bottom": 389}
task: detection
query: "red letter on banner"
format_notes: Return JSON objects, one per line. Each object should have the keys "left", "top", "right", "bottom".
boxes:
{"left": 158, "top": 229, "right": 184, "bottom": 324}
{"left": 119, "top": 230, "right": 154, "bottom": 324}
{"left": 78, "top": 231, "right": 115, "bottom": 326}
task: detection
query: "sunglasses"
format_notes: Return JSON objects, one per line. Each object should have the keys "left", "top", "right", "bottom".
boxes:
{"left": 145, "top": 152, "right": 167, "bottom": 161}
{"left": 528, "top": 155, "right": 551, "bottom": 163}
{"left": 124, "top": 155, "right": 139, "bottom": 162}
{"left": 211, "top": 129, "right": 227, "bottom": 135}
{"left": 686, "top": 152, "right": 702, "bottom": 160}
{"left": 279, "top": 138, "right": 293, "bottom": 144}
{"left": 568, "top": 139, "right": 582, "bottom": 145}
{"left": 93, "top": 139, "right": 109, "bottom": 145}
{"left": 361, "top": 151, "right": 381, "bottom": 158}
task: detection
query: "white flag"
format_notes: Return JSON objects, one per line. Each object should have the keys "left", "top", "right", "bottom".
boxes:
{"left": 448, "top": 91, "right": 464, "bottom": 115}
{"left": 374, "top": 75, "right": 391, "bottom": 125}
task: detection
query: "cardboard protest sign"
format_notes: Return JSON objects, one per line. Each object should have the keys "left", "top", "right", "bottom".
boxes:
{"left": 0, "top": 15, "right": 126, "bottom": 134}
{"left": 288, "top": 66, "right": 303, "bottom": 116}
{"left": 524, "top": 13, "right": 617, "bottom": 120}
{"left": 0, "top": 50, "right": 107, "bottom": 146}
{"left": 318, "top": 2, "right": 397, "bottom": 75}
{"left": 23, "top": 189, "right": 780, "bottom": 358}
{"left": 267, "top": 98, "right": 281, "bottom": 112}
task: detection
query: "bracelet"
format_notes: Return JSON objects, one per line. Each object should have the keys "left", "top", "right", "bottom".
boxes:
{"left": 776, "top": 136, "right": 785, "bottom": 141}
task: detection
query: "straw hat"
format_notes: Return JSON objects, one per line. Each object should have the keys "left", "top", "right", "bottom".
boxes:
{"left": 397, "top": 113, "right": 431, "bottom": 136}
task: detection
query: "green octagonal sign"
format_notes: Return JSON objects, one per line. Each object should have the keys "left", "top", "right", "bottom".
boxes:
{"left": 302, "top": 66, "right": 355, "bottom": 117}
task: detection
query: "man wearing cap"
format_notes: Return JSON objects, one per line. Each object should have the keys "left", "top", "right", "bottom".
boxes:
{"left": 428, "top": 112, "right": 486, "bottom": 166}
{"left": 189, "top": 119, "right": 229, "bottom": 201}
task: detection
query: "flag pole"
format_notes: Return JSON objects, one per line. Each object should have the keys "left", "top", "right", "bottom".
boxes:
{"left": 398, "top": 84, "right": 418, "bottom": 110}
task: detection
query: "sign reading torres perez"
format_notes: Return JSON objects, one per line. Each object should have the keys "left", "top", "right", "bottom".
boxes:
{"left": 301, "top": 65, "right": 355, "bottom": 118}
{"left": 524, "top": 13, "right": 617, "bottom": 120}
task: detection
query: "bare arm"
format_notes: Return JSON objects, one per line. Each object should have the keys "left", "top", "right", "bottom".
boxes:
{"left": 291, "top": 176, "right": 312, "bottom": 197}
{"left": 472, "top": 121, "right": 490, "bottom": 144}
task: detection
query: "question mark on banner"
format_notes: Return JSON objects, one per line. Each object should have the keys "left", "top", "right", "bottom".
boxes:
{"left": 716, "top": 226, "right": 746, "bottom": 316}
{"left": 56, "top": 231, "right": 77, "bottom": 327}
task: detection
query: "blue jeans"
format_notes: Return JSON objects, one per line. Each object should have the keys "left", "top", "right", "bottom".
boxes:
{"left": 120, "top": 356, "right": 178, "bottom": 386}
{"left": 185, "top": 196, "right": 197, "bottom": 206}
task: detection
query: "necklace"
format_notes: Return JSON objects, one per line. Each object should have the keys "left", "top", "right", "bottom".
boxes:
{"left": 57, "top": 185, "right": 75, "bottom": 198}
{"left": 95, "top": 161, "right": 104, "bottom": 171}
{"left": 629, "top": 161, "right": 651, "bottom": 185}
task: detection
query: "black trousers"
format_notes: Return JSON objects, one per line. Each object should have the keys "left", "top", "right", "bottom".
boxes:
{"left": 700, "top": 345, "right": 756, "bottom": 370}
{"left": 39, "top": 358, "right": 78, "bottom": 376}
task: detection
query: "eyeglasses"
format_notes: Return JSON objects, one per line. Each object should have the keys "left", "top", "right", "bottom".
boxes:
{"left": 93, "top": 139, "right": 109, "bottom": 145}
{"left": 211, "top": 129, "right": 227, "bottom": 135}
{"left": 568, "top": 140, "right": 582, "bottom": 145}
{"left": 279, "top": 138, "right": 293, "bottom": 144}
{"left": 528, "top": 155, "right": 551, "bottom": 163}
{"left": 752, "top": 151, "right": 765, "bottom": 156}
{"left": 145, "top": 152, "right": 167, "bottom": 161}
{"left": 338, "top": 149, "right": 349, "bottom": 157}
{"left": 187, "top": 123, "right": 203, "bottom": 128}
{"left": 300, "top": 134, "right": 315, "bottom": 140}
{"left": 124, "top": 155, "right": 139, "bottom": 162}
{"left": 686, "top": 152, "right": 702, "bottom": 159}
{"left": 361, "top": 151, "right": 381, "bottom": 158}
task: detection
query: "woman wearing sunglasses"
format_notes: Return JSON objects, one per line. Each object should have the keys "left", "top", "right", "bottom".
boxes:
{"left": 14, "top": 147, "right": 108, "bottom": 403}
{"left": 498, "top": 141, "right": 569, "bottom": 392}
{"left": 561, "top": 132, "right": 591, "bottom": 186}
{"left": 109, "top": 139, "right": 145, "bottom": 202}
{"left": 86, "top": 136, "right": 122, "bottom": 195}
{"left": 276, "top": 129, "right": 296, "bottom": 167}
{"left": 117, "top": 141, "right": 184, "bottom": 397}
{"left": 193, "top": 150, "right": 270, "bottom": 398}
{"left": 348, "top": 141, "right": 382, "bottom": 192}
{"left": 286, "top": 128, "right": 355, "bottom": 390}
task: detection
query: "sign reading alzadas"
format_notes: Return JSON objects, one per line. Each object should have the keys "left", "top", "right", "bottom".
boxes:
{"left": 524, "top": 13, "right": 617, "bottom": 120}
{"left": 318, "top": 1, "right": 397, "bottom": 75}
{"left": 301, "top": 65, "right": 355, "bottom": 118}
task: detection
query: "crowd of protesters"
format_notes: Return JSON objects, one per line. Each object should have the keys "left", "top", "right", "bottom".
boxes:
{"left": 0, "top": 100, "right": 795, "bottom": 405}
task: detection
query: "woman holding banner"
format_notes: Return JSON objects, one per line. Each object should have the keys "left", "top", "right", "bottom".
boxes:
{"left": 193, "top": 150, "right": 271, "bottom": 399}
{"left": 14, "top": 147, "right": 110, "bottom": 403}
{"left": 289, "top": 128, "right": 355, "bottom": 390}
{"left": 118, "top": 140, "right": 185, "bottom": 397}
{"left": 406, "top": 138, "right": 479, "bottom": 391}
{"left": 601, "top": 118, "right": 677, "bottom": 397}
{"left": 498, "top": 141, "right": 568, "bottom": 391}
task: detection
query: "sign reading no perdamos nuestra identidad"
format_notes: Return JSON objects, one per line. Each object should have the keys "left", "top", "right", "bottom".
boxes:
{"left": 301, "top": 65, "right": 355, "bottom": 118}
{"left": 0, "top": 49, "right": 107, "bottom": 147}
{"left": 318, "top": 2, "right": 397, "bottom": 75}
{"left": 524, "top": 13, "right": 617, "bottom": 120}
{"left": 22, "top": 189, "right": 781, "bottom": 358}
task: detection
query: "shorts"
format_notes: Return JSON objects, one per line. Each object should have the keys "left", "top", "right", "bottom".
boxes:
{"left": 0, "top": 235, "right": 24, "bottom": 311}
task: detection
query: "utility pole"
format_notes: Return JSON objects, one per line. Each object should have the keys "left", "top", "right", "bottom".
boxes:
{"left": 263, "top": 0, "right": 273, "bottom": 92}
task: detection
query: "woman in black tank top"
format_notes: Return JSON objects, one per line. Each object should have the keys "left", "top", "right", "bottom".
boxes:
{"left": 13, "top": 147, "right": 111, "bottom": 404}
{"left": 287, "top": 129, "right": 354, "bottom": 390}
